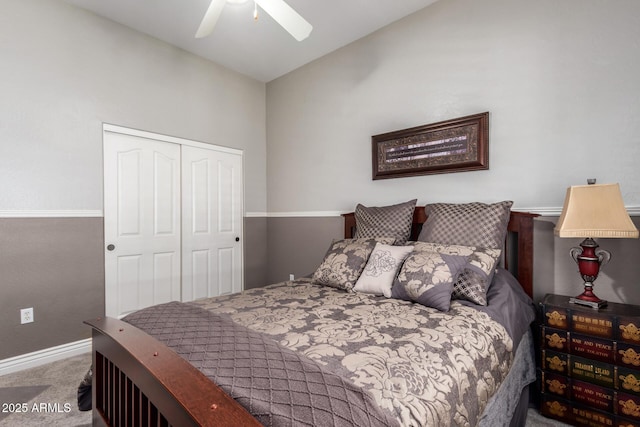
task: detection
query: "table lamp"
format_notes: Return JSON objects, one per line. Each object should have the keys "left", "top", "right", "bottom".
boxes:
{"left": 554, "top": 181, "right": 638, "bottom": 308}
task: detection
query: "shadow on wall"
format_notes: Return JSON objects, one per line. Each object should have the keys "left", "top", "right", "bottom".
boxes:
{"left": 542, "top": 216, "right": 640, "bottom": 306}
{"left": 533, "top": 218, "right": 556, "bottom": 303}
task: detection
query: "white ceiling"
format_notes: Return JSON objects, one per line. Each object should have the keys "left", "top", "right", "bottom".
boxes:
{"left": 63, "top": 0, "right": 439, "bottom": 82}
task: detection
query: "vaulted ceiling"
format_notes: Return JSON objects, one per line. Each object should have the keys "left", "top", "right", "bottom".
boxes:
{"left": 64, "top": 0, "right": 439, "bottom": 82}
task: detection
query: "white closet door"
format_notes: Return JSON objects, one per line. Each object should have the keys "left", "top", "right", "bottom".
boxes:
{"left": 104, "top": 132, "right": 181, "bottom": 318}
{"left": 182, "top": 145, "right": 243, "bottom": 301}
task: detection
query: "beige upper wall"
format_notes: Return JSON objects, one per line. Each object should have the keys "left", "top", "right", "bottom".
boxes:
{"left": 266, "top": 0, "right": 640, "bottom": 213}
{"left": 0, "top": 0, "right": 267, "bottom": 213}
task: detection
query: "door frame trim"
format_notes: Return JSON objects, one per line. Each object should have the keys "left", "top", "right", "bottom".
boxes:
{"left": 103, "top": 123, "right": 243, "bottom": 156}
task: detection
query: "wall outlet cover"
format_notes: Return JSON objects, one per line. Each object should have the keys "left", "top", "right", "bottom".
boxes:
{"left": 20, "top": 307, "right": 34, "bottom": 324}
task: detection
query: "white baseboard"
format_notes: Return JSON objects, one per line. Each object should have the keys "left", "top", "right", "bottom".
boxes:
{"left": 0, "top": 338, "right": 91, "bottom": 376}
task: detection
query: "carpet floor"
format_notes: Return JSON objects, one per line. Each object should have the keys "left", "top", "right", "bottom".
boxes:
{"left": 0, "top": 353, "right": 92, "bottom": 426}
{"left": 0, "top": 352, "right": 571, "bottom": 426}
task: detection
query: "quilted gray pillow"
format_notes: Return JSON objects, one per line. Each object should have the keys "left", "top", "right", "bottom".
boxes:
{"left": 391, "top": 249, "right": 468, "bottom": 312}
{"left": 353, "top": 199, "right": 417, "bottom": 244}
{"left": 412, "top": 242, "right": 502, "bottom": 306}
{"left": 418, "top": 201, "right": 513, "bottom": 249}
{"left": 312, "top": 238, "right": 395, "bottom": 292}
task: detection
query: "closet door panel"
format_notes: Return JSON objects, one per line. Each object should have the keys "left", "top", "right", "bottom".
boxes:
{"left": 104, "top": 132, "right": 181, "bottom": 318}
{"left": 182, "top": 145, "right": 243, "bottom": 301}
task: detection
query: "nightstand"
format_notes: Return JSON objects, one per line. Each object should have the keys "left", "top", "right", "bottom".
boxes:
{"left": 537, "top": 294, "right": 640, "bottom": 426}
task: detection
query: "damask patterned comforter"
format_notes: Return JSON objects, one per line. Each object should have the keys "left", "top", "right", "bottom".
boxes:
{"left": 190, "top": 278, "right": 516, "bottom": 426}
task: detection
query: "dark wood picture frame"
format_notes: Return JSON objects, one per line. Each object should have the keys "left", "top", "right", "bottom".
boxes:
{"left": 372, "top": 112, "right": 489, "bottom": 180}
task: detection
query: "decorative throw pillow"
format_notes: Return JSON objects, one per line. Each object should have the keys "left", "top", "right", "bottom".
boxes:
{"left": 353, "top": 243, "right": 414, "bottom": 297}
{"left": 411, "top": 242, "right": 502, "bottom": 306}
{"left": 312, "top": 238, "right": 395, "bottom": 292}
{"left": 391, "top": 250, "right": 469, "bottom": 311}
{"left": 353, "top": 199, "right": 417, "bottom": 244}
{"left": 418, "top": 201, "right": 513, "bottom": 249}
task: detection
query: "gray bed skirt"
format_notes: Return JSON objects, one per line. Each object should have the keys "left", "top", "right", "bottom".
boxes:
{"left": 479, "top": 328, "right": 536, "bottom": 427}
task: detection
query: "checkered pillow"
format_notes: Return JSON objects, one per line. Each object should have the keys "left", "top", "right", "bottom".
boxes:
{"left": 418, "top": 201, "right": 513, "bottom": 249}
{"left": 353, "top": 199, "right": 417, "bottom": 244}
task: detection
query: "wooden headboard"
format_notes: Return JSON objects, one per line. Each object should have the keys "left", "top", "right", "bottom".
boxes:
{"left": 342, "top": 207, "right": 539, "bottom": 298}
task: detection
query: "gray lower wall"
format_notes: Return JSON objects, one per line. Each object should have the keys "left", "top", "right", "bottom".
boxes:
{"left": 265, "top": 215, "right": 640, "bottom": 307}
{"left": 0, "top": 217, "right": 104, "bottom": 360}
{"left": 244, "top": 216, "right": 268, "bottom": 290}
{"left": 1, "top": 216, "right": 269, "bottom": 361}
{"left": 266, "top": 217, "right": 343, "bottom": 284}
{"left": 3, "top": 214, "right": 640, "bottom": 361}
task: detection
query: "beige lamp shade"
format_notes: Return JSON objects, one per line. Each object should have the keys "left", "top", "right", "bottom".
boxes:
{"left": 554, "top": 183, "right": 639, "bottom": 238}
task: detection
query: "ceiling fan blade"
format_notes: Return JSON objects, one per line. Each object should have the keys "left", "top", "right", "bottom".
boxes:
{"left": 195, "top": 0, "right": 226, "bottom": 38}
{"left": 255, "top": 0, "right": 312, "bottom": 41}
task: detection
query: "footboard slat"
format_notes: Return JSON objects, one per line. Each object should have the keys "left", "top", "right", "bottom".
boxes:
{"left": 85, "top": 317, "right": 262, "bottom": 427}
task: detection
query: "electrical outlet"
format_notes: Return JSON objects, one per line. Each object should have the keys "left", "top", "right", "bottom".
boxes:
{"left": 289, "top": 274, "right": 295, "bottom": 281}
{"left": 20, "top": 307, "right": 34, "bottom": 324}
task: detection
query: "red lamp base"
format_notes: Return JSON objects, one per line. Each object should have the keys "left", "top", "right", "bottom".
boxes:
{"left": 570, "top": 287, "right": 607, "bottom": 309}
{"left": 568, "top": 238, "right": 611, "bottom": 309}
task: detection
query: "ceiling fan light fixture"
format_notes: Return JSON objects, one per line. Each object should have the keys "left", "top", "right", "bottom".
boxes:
{"left": 195, "top": 0, "right": 226, "bottom": 38}
{"left": 255, "top": 0, "right": 312, "bottom": 41}
{"left": 196, "top": 0, "right": 312, "bottom": 41}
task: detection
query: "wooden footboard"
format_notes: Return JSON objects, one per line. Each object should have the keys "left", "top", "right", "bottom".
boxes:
{"left": 85, "top": 317, "right": 261, "bottom": 427}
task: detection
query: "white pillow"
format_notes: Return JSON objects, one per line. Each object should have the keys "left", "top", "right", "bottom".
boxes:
{"left": 354, "top": 243, "right": 414, "bottom": 297}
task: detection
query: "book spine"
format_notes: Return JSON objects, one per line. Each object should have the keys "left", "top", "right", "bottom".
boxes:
{"left": 543, "top": 304, "right": 570, "bottom": 330}
{"left": 615, "top": 417, "right": 640, "bottom": 427}
{"left": 541, "top": 326, "right": 616, "bottom": 363}
{"left": 618, "top": 342, "right": 640, "bottom": 370}
{"left": 619, "top": 316, "right": 640, "bottom": 345}
{"left": 618, "top": 367, "right": 640, "bottom": 398}
{"left": 539, "top": 369, "right": 571, "bottom": 399}
{"left": 570, "top": 355, "right": 616, "bottom": 389}
{"left": 572, "top": 378, "right": 615, "bottom": 413}
{"left": 542, "top": 303, "right": 614, "bottom": 338}
{"left": 542, "top": 302, "right": 640, "bottom": 344}
{"left": 540, "top": 393, "right": 640, "bottom": 426}
{"left": 572, "top": 311, "right": 615, "bottom": 339}
{"left": 572, "top": 332, "right": 616, "bottom": 363}
{"left": 616, "top": 391, "right": 640, "bottom": 421}
{"left": 541, "top": 349, "right": 569, "bottom": 375}
{"left": 541, "top": 394, "right": 615, "bottom": 427}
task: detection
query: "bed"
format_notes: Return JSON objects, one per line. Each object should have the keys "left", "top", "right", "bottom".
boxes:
{"left": 85, "top": 201, "right": 539, "bottom": 427}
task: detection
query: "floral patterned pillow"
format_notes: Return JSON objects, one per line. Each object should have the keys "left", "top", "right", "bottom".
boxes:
{"left": 312, "top": 238, "right": 395, "bottom": 292}
{"left": 353, "top": 243, "right": 414, "bottom": 297}
{"left": 411, "top": 242, "right": 502, "bottom": 306}
{"left": 391, "top": 249, "right": 469, "bottom": 311}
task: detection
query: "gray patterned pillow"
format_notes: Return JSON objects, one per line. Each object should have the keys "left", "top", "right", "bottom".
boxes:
{"left": 411, "top": 242, "right": 502, "bottom": 306}
{"left": 353, "top": 199, "right": 417, "bottom": 244}
{"left": 312, "top": 238, "right": 395, "bottom": 292}
{"left": 391, "top": 250, "right": 468, "bottom": 311}
{"left": 418, "top": 201, "right": 513, "bottom": 249}
{"left": 353, "top": 243, "right": 414, "bottom": 297}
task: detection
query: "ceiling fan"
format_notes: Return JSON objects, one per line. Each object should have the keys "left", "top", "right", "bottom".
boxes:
{"left": 196, "top": 0, "right": 313, "bottom": 41}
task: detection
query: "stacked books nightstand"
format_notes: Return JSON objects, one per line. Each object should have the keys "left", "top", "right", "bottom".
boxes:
{"left": 537, "top": 294, "right": 640, "bottom": 426}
